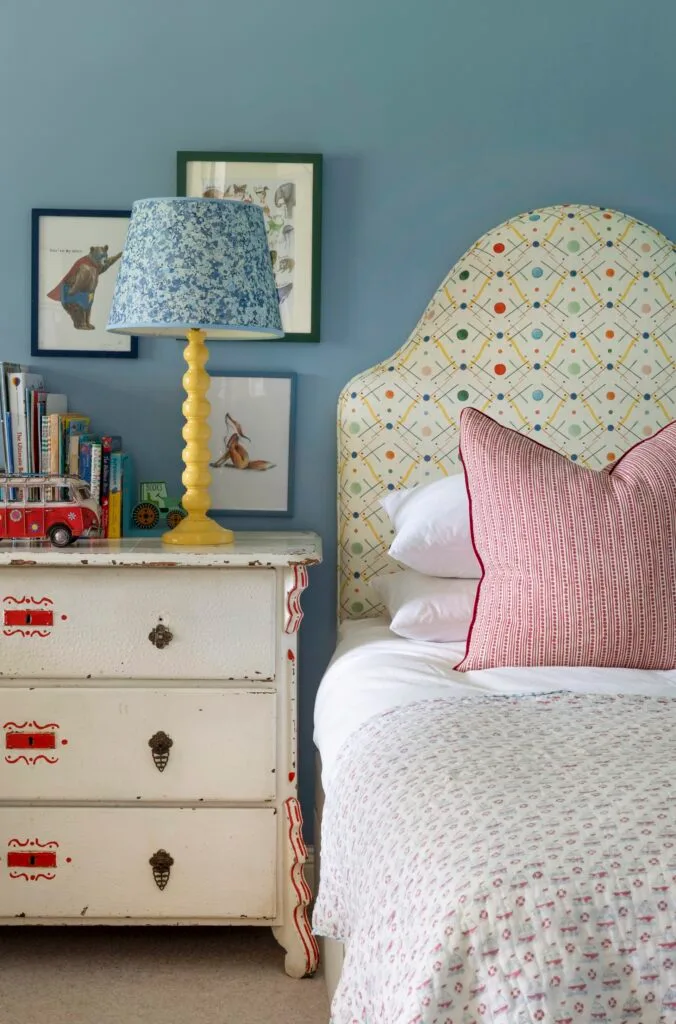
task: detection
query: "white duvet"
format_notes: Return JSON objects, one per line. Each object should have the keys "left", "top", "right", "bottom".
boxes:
{"left": 313, "top": 620, "right": 676, "bottom": 1024}
{"left": 314, "top": 619, "right": 676, "bottom": 787}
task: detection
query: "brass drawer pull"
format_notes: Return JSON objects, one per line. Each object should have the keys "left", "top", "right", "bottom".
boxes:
{"left": 149, "top": 849, "right": 174, "bottom": 891}
{"left": 148, "top": 623, "right": 173, "bottom": 649}
{"left": 148, "top": 730, "right": 173, "bottom": 772}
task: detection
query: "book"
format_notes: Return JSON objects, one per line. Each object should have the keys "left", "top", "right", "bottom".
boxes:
{"left": 32, "top": 390, "right": 47, "bottom": 474}
{"left": 62, "top": 415, "right": 91, "bottom": 476}
{"left": 0, "top": 362, "right": 25, "bottom": 472}
{"left": 40, "top": 415, "right": 50, "bottom": 474}
{"left": 37, "top": 398, "right": 68, "bottom": 475}
{"left": 8, "top": 371, "right": 43, "bottom": 474}
{"left": 78, "top": 436, "right": 97, "bottom": 486}
{"left": 100, "top": 435, "right": 122, "bottom": 537}
{"left": 47, "top": 412, "right": 63, "bottom": 474}
{"left": 108, "top": 451, "right": 127, "bottom": 539}
{"left": 90, "top": 440, "right": 102, "bottom": 506}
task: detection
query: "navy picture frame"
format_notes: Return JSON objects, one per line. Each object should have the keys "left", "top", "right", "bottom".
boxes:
{"left": 208, "top": 370, "right": 296, "bottom": 517}
{"left": 31, "top": 208, "right": 138, "bottom": 359}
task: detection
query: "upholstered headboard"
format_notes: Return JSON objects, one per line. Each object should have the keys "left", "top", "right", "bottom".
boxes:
{"left": 338, "top": 203, "right": 676, "bottom": 621}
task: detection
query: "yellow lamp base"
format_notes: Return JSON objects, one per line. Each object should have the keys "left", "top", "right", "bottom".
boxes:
{"left": 162, "top": 327, "right": 235, "bottom": 547}
{"left": 163, "top": 514, "right": 234, "bottom": 546}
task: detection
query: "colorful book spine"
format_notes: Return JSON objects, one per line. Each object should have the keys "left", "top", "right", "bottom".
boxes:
{"left": 90, "top": 441, "right": 102, "bottom": 507}
{"left": 8, "top": 371, "right": 43, "bottom": 474}
{"left": 62, "top": 416, "right": 91, "bottom": 476}
{"left": 47, "top": 413, "right": 62, "bottom": 474}
{"left": 77, "top": 434, "right": 100, "bottom": 483}
{"left": 100, "top": 435, "right": 122, "bottom": 537}
{"left": 34, "top": 391, "right": 46, "bottom": 474}
{"left": 40, "top": 415, "right": 50, "bottom": 474}
{"left": 0, "top": 363, "right": 21, "bottom": 472}
{"left": 108, "top": 452, "right": 125, "bottom": 539}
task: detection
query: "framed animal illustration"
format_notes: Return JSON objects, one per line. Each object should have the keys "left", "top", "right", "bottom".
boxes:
{"left": 207, "top": 371, "right": 296, "bottom": 516}
{"left": 31, "top": 209, "right": 138, "bottom": 358}
{"left": 177, "top": 152, "right": 322, "bottom": 342}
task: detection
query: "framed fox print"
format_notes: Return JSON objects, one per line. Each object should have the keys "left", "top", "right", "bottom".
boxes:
{"left": 177, "top": 152, "right": 322, "bottom": 342}
{"left": 207, "top": 372, "right": 296, "bottom": 515}
{"left": 31, "top": 209, "right": 138, "bottom": 358}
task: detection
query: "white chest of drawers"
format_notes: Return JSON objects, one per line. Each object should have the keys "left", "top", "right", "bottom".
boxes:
{"left": 0, "top": 532, "right": 321, "bottom": 978}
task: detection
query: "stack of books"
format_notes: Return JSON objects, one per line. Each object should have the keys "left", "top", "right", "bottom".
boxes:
{"left": 0, "top": 363, "right": 129, "bottom": 539}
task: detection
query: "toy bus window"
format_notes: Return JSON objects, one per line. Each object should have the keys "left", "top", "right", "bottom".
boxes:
{"left": 6, "top": 487, "right": 25, "bottom": 504}
{"left": 74, "top": 483, "right": 91, "bottom": 502}
{"left": 45, "top": 485, "right": 71, "bottom": 503}
{"left": 26, "top": 484, "right": 41, "bottom": 503}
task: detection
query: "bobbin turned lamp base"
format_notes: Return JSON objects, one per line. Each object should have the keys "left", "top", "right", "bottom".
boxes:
{"left": 163, "top": 328, "right": 233, "bottom": 547}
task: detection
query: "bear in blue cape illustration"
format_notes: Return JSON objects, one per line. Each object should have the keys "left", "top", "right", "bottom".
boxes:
{"left": 48, "top": 245, "right": 121, "bottom": 330}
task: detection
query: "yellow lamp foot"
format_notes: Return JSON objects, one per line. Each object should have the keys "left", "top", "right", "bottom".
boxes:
{"left": 162, "top": 514, "right": 234, "bottom": 546}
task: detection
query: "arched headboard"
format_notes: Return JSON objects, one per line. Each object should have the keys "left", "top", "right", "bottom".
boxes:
{"left": 338, "top": 203, "right": 676, "bottom": 621}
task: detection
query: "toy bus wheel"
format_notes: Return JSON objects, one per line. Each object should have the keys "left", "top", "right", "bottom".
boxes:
{"left": 49, "top": 524, "right": 73, "bottom": 548}
{"left": 166, "top": 508, "right": 187, "bottom": 530}
{"left": 132, "top": 502, "right": 160, "bottom": 530}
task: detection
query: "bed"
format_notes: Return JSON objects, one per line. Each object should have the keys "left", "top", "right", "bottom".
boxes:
{"left": 312, "top": 203, "right": 676, "bottom": 1022}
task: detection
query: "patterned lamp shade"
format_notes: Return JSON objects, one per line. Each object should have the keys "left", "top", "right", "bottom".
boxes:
{"left": 107, "top": 197, "right": 283, "bottom": 340}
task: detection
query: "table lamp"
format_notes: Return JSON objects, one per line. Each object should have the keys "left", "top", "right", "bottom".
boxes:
{"left": 107, "top": 197, "right": 283, "bottom": 546}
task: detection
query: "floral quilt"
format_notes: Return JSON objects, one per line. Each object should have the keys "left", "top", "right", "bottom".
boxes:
{"left": 313, "top": 693, "right": 676, "bottom": 1024}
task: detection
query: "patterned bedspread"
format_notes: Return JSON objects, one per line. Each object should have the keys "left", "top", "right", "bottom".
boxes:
{"left": 313, "top": 693, "right": 676, "bottom": 1024}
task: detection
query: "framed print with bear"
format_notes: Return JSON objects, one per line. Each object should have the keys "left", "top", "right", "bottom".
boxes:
{"left": 31, "top": 209, "right": 138, "bottom": 358}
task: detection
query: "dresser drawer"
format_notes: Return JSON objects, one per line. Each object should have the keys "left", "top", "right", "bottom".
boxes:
{"left": 0, "top": 568, "right": 276, "bottom": 680}
{"left": 0, "top": 807, "right": 276, "bottom": 920}
{"left": 0, "top": 687, "right": 276, "bottom": 802}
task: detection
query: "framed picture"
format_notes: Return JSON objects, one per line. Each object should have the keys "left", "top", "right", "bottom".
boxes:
{"left": 207, "top": 371, "right": 296, "bottom": 516}
{"left": 177, "top": 152, "right": 322, "bottom": 342}
{"left": 31, "top": 209, "right": 138, "bottom": 359}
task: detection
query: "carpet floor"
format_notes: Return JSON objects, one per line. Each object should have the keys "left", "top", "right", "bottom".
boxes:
{"left": 0, "top": 926, "right": 329, "bottom": 1024}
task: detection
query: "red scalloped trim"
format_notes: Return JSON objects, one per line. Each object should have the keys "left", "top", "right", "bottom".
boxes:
{"left": 284, "top": 797, "right": 319, "bottom": 974}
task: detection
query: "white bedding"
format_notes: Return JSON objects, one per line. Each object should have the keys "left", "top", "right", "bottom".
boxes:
{"left": 314, "top": 690, "right": 676, "bottom": 1023}
{"left": 314, "top": 618, "right": 676, "bottom": 788}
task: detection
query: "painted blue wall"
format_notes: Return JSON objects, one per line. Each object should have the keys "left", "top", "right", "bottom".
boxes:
{"left": 2, "top": 0, "right": 675, "bottom": 835}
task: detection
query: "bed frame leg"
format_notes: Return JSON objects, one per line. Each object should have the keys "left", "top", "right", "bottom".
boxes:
{"left": 272, "top": 797, "right": 320, "bottom": 978}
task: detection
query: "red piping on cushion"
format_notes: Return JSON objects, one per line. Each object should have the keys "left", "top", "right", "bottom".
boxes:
{"left": 454, "top": 406, "right": 486, "bottom": 672}
{"left": 452, "top": 408, "right": 676, "bottom": 671}
{"left": 607, "top": 418, "right": 676, "bottom": 475}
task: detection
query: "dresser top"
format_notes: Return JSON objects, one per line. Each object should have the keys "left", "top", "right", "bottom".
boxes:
{"left": 0, "top": 531, "right": 322, "bottom": 568}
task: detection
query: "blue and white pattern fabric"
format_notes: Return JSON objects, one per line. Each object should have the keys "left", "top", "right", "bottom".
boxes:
{"left": 107, "top": 198, "right": 283, "bottom": 339}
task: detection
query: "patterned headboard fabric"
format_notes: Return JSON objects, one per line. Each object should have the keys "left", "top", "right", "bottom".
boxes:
{"left": 338, "top": 203, "right": 676, "bottom": 621}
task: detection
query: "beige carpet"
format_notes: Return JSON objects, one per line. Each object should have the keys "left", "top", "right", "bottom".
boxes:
{"left": 0, "top": 926, "right": 329, "bottom": 1024}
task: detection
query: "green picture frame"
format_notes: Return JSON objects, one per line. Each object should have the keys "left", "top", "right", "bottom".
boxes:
{"left": 177, "top": 151, "right": 322, "bottom": 343}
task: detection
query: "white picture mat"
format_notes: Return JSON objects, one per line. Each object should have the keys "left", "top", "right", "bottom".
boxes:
{"left": 185, "top": 161, "right": 314, "bottom": 334}
{"left": 207, "top": 375, "right": 292, "bottom": 513}
{"left": 37, "top": 215, "right": 131, "bottom": 352}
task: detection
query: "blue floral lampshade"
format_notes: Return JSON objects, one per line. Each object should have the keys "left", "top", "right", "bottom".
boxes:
{"left": 107, "top": 198, "right": 283, "bottom": 340}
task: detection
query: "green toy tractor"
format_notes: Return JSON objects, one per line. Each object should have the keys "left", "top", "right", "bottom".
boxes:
{"left": 131, "top": 481, "right": 187, "bottom": 531}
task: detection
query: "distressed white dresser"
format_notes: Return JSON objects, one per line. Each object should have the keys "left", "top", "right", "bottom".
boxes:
{"left": 0, "top": 532, "right": 321, "bottom": 977}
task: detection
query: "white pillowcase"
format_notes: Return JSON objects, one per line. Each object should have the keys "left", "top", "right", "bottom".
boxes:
{"left": 371, "top": 569, "right": 478, "bottom": 642}
{"left": 380, "top": 473, "right": 480, "bottom": 578}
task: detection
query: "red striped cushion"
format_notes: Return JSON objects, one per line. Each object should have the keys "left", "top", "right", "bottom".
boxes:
{"left": 456, "top": 408, "right": 676, "bottom": 671}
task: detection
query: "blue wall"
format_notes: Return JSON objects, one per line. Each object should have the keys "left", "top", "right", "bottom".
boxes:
{"left": 2, "top": 0, "right": 676, "bottom": 835}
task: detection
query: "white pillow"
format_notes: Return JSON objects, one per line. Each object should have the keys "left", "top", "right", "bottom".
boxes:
{"left": 371, "top": 570, "right": 478, "bottom": 642}
{"left": 380, "top": 473, "right": 480, "bottom": 578}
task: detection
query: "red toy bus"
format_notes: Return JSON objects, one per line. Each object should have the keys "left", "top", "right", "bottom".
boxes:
{"left": 0, "top": 474, "right": 101, "bottom": 546}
